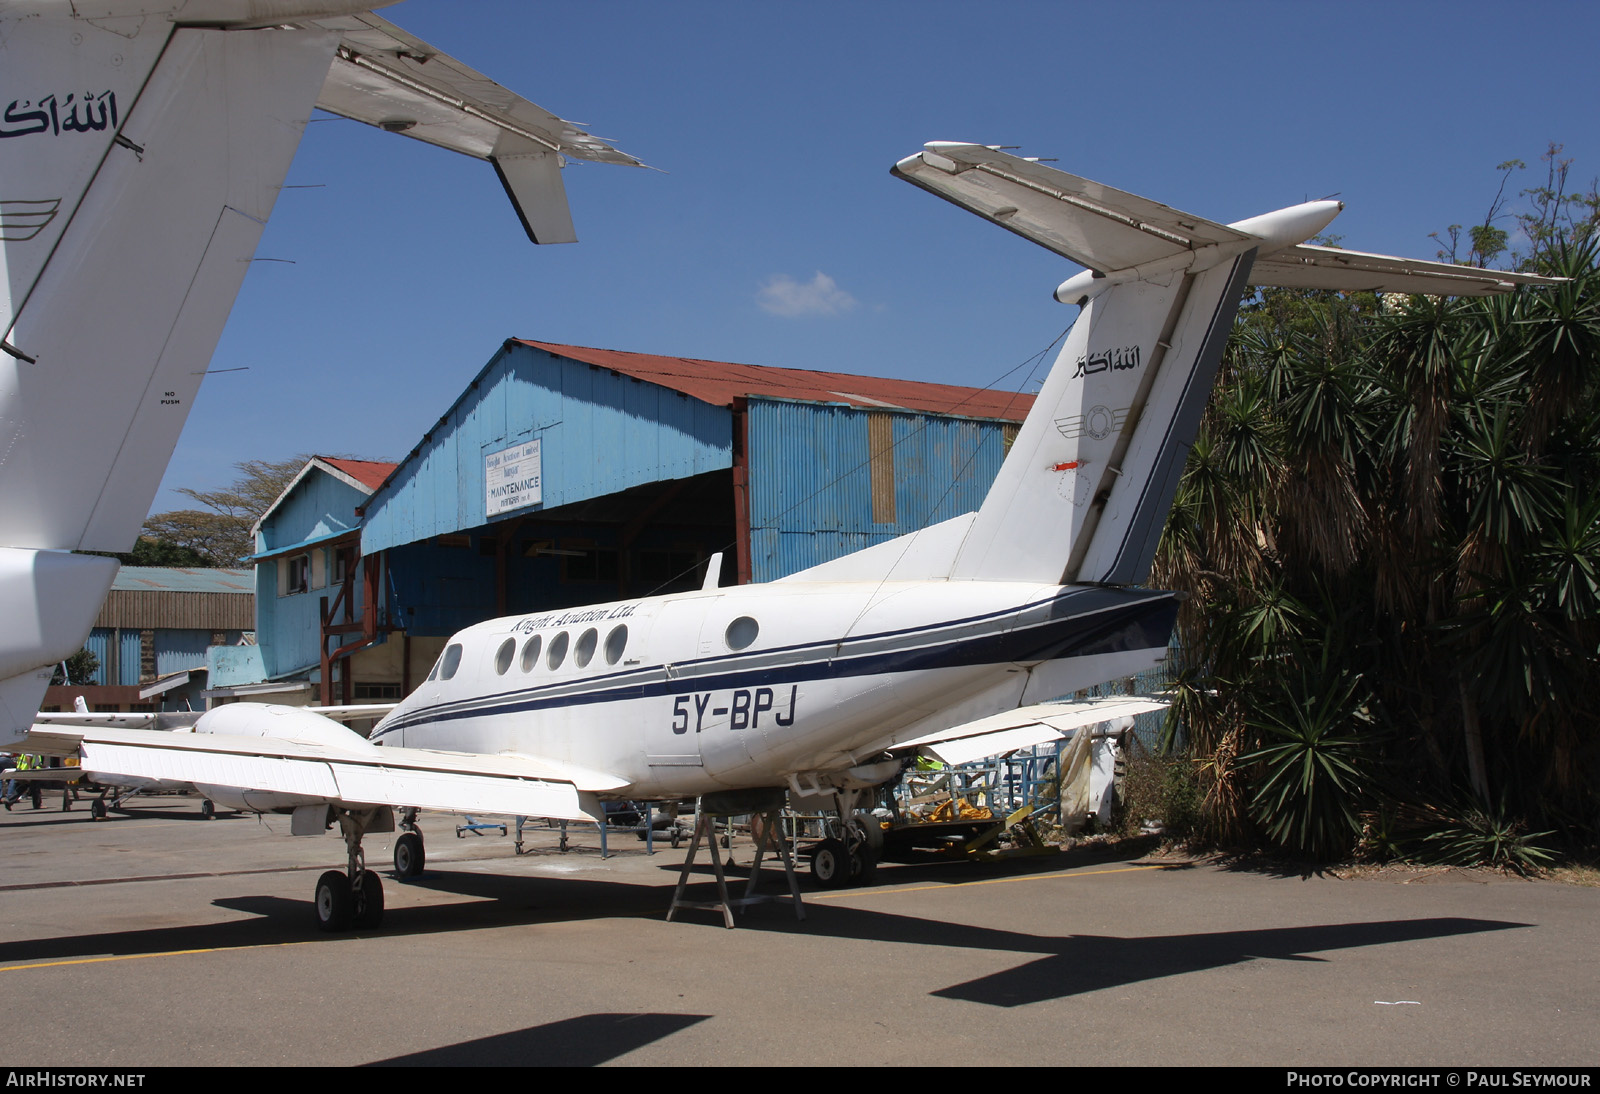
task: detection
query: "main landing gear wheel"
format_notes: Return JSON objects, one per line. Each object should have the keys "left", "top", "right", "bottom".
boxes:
{"left": 352, "top": 871, "right": 385, "bottom": 929}
{"left": 314, "top": 870, "right": 352, "bottom": 932}
{"left": 812, "top": 838, "right": 852, "bottom": 890}
{"left": 850, "top": 844, "right": 878, "bottom": 886}
{"left": 200, "top": 799, "right": 215, "bottom": 819}
{"left": 393, "top": 831, "right": 425, "bottom": 878}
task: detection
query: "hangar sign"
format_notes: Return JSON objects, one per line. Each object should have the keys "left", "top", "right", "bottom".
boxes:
{"left": 485, "top": 439, "right": 542, "bottom": 517}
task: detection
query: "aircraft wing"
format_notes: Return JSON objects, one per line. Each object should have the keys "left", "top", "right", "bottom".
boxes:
{"left": 889, "top": 696, "right": 1168, "bottom": 766}
{"left": 14, "top": 724, "right": 618, "bottom": 823}
{"left": 1250, "top": 244, "right": 1562, "bottom": 296}
{"left": 308, "top": 12, "right": 646, "bottom": 244}
{"left": 892, "top": 142, "right": 1252, "bottom": 273}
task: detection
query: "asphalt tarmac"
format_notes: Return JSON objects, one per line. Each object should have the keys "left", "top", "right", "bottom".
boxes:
{"left": 1, "top": 790, "right": 1595, "bottom": 1067}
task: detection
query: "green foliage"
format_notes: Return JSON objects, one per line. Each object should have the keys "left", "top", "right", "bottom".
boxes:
{"left": 51, "top": 647, "right": 100, "bottom": 686}
{"left": 141, "top": 456, "right": 309, "bottom": 567}
{"left": 117, "top": 536, "right": 214, "bottom": 568}
{"left": 1115, "top": 744, "right": 1203, "bottom": 841}
{"left": 1241, "top": 655, "right": 1375, "bottom": 859}
{"left": 1154, "top": 150, "right": 1600, "bottom": 861}
{"left": 1410, "top": 804, "right": 1556, "bottom": 875}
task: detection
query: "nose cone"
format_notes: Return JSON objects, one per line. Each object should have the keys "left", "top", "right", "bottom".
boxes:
{"left": 1229, "top": 199, "right": 1344, "bottom": 255}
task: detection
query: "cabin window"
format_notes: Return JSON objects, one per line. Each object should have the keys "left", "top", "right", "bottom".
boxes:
{"left": 520, "top": 635, "right": 542, "bottom": 672}
{"left": 725, "top": 616, "right": 759, "bottom": 651}
{"left": 574, "top": 627, "right": 598, "bottom": 668}
{"left": 604, "top": 625, "right": 628, "bottom": 665}
{"left": 439, "top": 643, "right": 463, "bottom": 681}
{"left": 546, "top": 631, "right": 570, "bottom": 670}
{"left": 493, "top": 638, "right": 515, "bottom": 676}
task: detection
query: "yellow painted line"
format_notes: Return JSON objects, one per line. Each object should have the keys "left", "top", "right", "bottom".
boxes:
{"left": 1, "top": 939, "right": 332, "bottom": 974}
{"left": 807, "top": 861, "right": 1186, "bottom": 900}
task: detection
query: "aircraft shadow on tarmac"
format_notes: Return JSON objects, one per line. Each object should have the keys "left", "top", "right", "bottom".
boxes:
{"left": 0, "top": 861, "right": 1531, "bottom": 1012}
{"left": 746, "top": 909, "right": 1531, "bottom": 1007}
{"left": 362, "top": 1013, "right": 711, "bottom": 1067}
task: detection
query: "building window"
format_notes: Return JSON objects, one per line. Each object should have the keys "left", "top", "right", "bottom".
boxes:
{"left": 279, "top": 554, "right": 309, "bottom": 596}
{"left": 310, "top": 548, "right": 327, "bottom": 590}
{"left": 564, "top": 542, "right": 619, "bottom": 583}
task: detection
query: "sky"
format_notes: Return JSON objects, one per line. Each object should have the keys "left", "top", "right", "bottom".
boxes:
{"left": 154, "top": 0, "right": 1600, "bottom": 513}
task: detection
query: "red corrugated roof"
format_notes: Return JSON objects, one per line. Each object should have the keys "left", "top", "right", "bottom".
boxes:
{"left": 319, "top": 456, "right": 398, "bottom": 492}
{"left": 514, "top": 340, "right": 1035, "bottom": 422}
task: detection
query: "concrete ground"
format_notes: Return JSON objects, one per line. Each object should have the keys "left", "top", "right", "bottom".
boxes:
{"left": 1, "top": 789, "right": 1595, "bottom": 1067}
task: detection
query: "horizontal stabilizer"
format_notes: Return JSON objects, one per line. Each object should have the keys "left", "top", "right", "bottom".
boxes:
{"left": 892, "top": 143, "right": 1251, "bottom": 273}
{"left": 1251, "top": 243, "right": 1563, "bottom": 296}
{"left": 310, "top": 12, "right": 646, "bottom": 244}
{"left": 892, "top": 695, "right": 1167, "bottom": 766}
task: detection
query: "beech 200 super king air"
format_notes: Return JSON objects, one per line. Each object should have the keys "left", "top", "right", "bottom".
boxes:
{"left": 9, "top": 138, "right": 1560, "bottom": 931}
{"left": 0, "top": 0, "right": 642, "bottom": 741}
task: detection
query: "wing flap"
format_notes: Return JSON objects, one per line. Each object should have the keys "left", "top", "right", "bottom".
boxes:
{"left": 893, "top": 696, "right": 1167, "bottom": 766}
{"left": 892, "top": 143, "right": 1251, "bottom": 272}
{"left": 1251, "top": 244, "right": 1564, "bottom": 296}
{"left": 84, "top": 740, "right": 341, "bottom": 797}
{"left": 33, "top": 725, "right": 612, "bottom": 822}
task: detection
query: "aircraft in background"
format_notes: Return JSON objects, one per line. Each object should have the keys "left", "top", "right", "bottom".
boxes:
{"left": 7, "top": 129, "right": 1560, "bottom": 930}
{"left": 0, "top": 1, "right": 643, "bottom": 743}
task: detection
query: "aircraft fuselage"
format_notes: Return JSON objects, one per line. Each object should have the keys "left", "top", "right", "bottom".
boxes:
{"left": 371, "top": 578, "right": 1177, "bottom": 798}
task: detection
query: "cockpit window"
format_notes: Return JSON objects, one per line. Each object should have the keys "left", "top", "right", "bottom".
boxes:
{"left": 725, "top": 616, "right": 759, "bottom": 651}
{"left": 520, "top": 634, "right": 542, "bottom": 673}
{"left": 546, "top": 631, "right": 570, "bottom": 670}
{"left": 493, "top": 637, "right": 515, "bottom": 676}
{"left": 574, "top": 627, "right": 598, "bottom": 668}
{"left": 604, "top": 624, "right": 628, "bottom": 665}
{"left": 439, "top": 643, "right": 463, "bottom": 681}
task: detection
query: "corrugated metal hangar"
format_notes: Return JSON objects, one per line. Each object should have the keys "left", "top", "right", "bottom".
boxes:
{"left": 247, "top": 340, "right": 1034, "bottom": 705}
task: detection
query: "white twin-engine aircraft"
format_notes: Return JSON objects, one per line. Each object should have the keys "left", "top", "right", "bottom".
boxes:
{"left": 2, "top": 6, "right": 1559, "bottom": 931}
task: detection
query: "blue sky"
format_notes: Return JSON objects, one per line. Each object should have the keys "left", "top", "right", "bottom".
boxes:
{"left": 155, "top": 0, "right": 1600, "bottom": 512}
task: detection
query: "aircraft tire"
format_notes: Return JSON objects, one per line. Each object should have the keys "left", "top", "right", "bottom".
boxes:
{"left": 851, "top": 845, "right": 878, "bottom": 887}
{"left": 352, "top": 872, "right": 385, "bottom": 930}
{"left": 394, "top": 831, "right": 425, "bottom": 879}
{"left": 315, "top": 871, "right": 352, "bottom": 932}
{"left": 200, "top": 799, "right": 215, "bottom": 819}
{"left": 811, "top": 838, "right": 851, "bottom": 890}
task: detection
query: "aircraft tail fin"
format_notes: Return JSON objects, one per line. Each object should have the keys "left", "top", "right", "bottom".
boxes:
{"left": 0, "top": 8, "right": 640, "bottom": 737}
{"left": 892, "top": 144, "right": 1560, "bottom": 587}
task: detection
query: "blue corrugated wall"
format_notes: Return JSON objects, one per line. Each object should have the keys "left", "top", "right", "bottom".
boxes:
{"left": 745, "top": 396, "right": 1015, "bottom": 581}
{"left": 362, "top": 343, "right": 732, "bottom": 555}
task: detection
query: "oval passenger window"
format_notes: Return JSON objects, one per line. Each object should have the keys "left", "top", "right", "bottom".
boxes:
{"left": 520, "top": 634, "right": 542, "bottom": 673}
{"left": 604, "top": 624, "right": 628, "bottom": 665}
{"left": 493, "top": 637, "right": 515, "bottom": 676}
{"left": 439, "top": 643, "right": 463, "bottom": 681}
{"left": 574, "top": 627, "right": 598, "bottom": 668}
{"left": 546, "top": 631, "right": 570, "bottom": 670}
{"left": 725, "top": 616, "right": 759, "bottom": 651}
